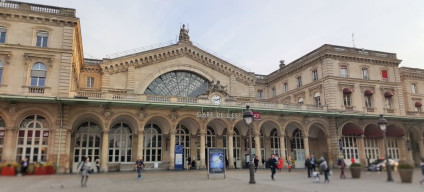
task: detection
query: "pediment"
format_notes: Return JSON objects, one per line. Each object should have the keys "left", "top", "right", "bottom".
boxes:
{"left": 100, "top": 42, "right": 255, "bottom": 85}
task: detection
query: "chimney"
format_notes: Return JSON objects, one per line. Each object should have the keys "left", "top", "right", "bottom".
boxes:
{"left": 279, "top": 60, "right": 285, "bottom": 69}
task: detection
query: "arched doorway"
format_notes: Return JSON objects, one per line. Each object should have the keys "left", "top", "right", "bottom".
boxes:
{"left": 341, "top": 123, "right": 363, "bottom": 165}
{"left": 176, "top": 124, "right": 190, "bottom": 168}
{"left": 144, "top": 123, "right": 162, "bottom": 163}
{"left": 16, "top": 115, "right": 49, "bottom": 163}
{"left": 364, "top": 124, "right": 382, "bottom": 162}
{"left": 386, "top": 125, "right": 405, "bottom": 160}
{"left": 270, "top": 128, "right": 281, "bottom": 157}
{"left": 291, "top": 128, "right": 305, "bottom": 168}
{"left": 73, "top": 121, "right": 101, "bottom": 171}
{"left": 109, "top": 123, "right": 132, "bottom": 163}
{"left": 308, "top": 123, "right": 328, "bottom": 161}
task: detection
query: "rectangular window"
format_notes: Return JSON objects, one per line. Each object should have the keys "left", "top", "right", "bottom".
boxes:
{"left": 381, "top": 70, "right": 388, "bottom": 81}
{"left": 272, "top": 87, "right": 276, "bottom": 97}
{"left": 411, "top": 84, "right": 416, "bottom": 93}
{"left": 385, "top": 97, "right": 392, "bottom": 108}
{"left": 0, "top": 27, "right": 6, "bottom": 44}
{"left": 312, "top": 69, "right": 318, "bottom": 81}
{"left": 362, "top": 68, "right": 369, "bottom": 80}
{"left": 296, "top": 76, "right": 302, "bottom": 88}
{"left": 365, "top": 96, "right": 372, "bottom": 107}
{"left": 257, "top": 90, "right": 263, "bottom": 99}
{"left": 340, "top": 66, "right": 348, "bottom": 78}
{"left": 87, "top": 77, "right": 94, "bottom": 88}
{"left": 314, "top": 96, "right": 321, "bottom": 105}
{"left": 283, "top": 83, "right": 288, "bottom": 93}
{"left": 36, "top": 31, "right": 48, "bottom": 47}
{"left": 344, "top": 94, "right": 351, "bottom": 106}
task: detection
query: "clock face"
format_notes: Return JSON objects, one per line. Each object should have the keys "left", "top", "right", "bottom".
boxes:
{"left": 211, "top": 94, "right": 222, "bottom": 105}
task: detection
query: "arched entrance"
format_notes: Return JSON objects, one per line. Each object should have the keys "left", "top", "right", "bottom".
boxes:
{"left": 72, "top": 121, "right": 102, "bottom": 172}
{"left": 144, "top": 123, "right": 162, "bottom": 163}
{"left": 364, "top": 124, "right": 382, "bottom": 162}
{"left": 176, "top": 124, "right": 190, "bottom": 168}
{"left": 109, "top": 123, "right": 132, "bottom": 163}
{"left": 341, "top": 123, "right": 363, "bottom": 165}
{"left": 386, "top": 125, "right": 405, "bottom": 160}
{"left": 308, "top": 123, "right": 328, "bottom": 161}
{"left": 16, "top": 114, "right": 49, "bottom": 163}
{"left": 291, "top": 128, "right": 305, "bottom": 168}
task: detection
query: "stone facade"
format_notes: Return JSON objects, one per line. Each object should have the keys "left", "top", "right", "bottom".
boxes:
{"left": 0, "top": 1, "right": 423, "bottom": 174}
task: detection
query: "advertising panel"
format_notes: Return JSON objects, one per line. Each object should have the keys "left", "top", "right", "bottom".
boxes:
{"left": 208, "top": 148, "right": 225, "bottom": 179}
{"left": 175, "top": 145, "right": 184, "bottom": 170}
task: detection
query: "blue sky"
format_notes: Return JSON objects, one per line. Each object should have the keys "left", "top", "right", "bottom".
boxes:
{"left": 21, "top": 0, "right": 424, "bottom": 75}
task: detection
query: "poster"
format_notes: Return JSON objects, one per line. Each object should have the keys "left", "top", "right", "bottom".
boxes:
{"left": 174, "top": 145, "right": 183, "bottom": 169}
{"left": 208, "top": 148, "right": 225, "bottom": 174}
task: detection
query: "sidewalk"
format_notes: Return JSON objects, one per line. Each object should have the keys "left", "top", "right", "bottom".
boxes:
{"left": 0, "top": 168, "right": 422, "bottom": 192}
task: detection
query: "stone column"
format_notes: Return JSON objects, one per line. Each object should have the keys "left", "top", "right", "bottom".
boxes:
{"left": 254, "top": 133, "right": 262, "bottom": 166}
{"left": 357, "top": 135, "right": 366, "bottom": 165}
{"left": 280, "top": 134, "right": 286, "bottom": 165}
{"left": 228, "top": 131, "right": 234, "bottom": 169}
{"left": 2, "top": 127, "right": 16, "bottom": 162}
{"left": 419, "top": 137, "right": 424, "bottom": 159}
{"left": 137, "top": 130, "right": 144, "bottom": 159}
{"left": 64, "top": 129, "right": 72, "bottom": 173}
{"left": 303, "top": 134, "right": 310, "bottom": 159}
{"left": 169, "top": 129, "right": 176, "bottom": 170}
{"left": 200, "top": 130, "right": 206, "bottom": 169}
{"left": 100, "top": 131, "right": 109, "bottom": 172}
{"left": 326, "top": 136, "right": 333, "bottom": 167}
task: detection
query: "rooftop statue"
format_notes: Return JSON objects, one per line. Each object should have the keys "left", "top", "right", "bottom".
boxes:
{"left": 179, "top": 24, "right": 190, "bottom": 42}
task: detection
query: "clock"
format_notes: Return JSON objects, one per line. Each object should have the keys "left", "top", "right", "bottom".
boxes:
{"left": 211, "top": 94, "right": 222, "bottom": 105}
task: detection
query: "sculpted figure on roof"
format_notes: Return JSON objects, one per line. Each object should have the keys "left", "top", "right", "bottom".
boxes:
{"left": 179, "top": 24, "right": 190, "bottom": 42}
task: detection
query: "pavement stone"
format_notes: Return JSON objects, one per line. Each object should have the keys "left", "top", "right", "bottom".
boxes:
{"left": 0, "top": 168, "right": 423, "bottom": 192}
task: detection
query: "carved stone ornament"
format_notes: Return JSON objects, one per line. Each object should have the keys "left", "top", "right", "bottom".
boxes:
{"left": 0, "top": 50, "right": 12, "bottom": 65}
{"left": 138, "top": 108, "right": 147, "bottom": 121}
{"left": 169, "top": 110, "right": 178, "bottom": 122}
{"left": 24, "top": 53, "right": 55, "bottom": 67}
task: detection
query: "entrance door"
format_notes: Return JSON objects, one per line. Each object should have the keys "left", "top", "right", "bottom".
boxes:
{"left": 295, "top": 149, "right": 305, "bottom": 168}
{"left": 342, "top": 136, "right": 359, "bottom": 166}
{"left": 73, "top": 122, "right": 101, "bottom": 172}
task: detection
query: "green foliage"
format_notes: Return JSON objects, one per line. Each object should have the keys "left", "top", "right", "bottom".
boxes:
{"left": 350, "top": 163, "right": 362, "bottom": 167}
{"left": 397, "top": 163, "right": 413, "bottom": 169}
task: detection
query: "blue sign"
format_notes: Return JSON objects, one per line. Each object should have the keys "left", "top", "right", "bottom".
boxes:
{"left": 208, "top": 148, "right": 225, "bottom": 174}
{"left": 175, "top": 145, "right": 183, "bottom": 169}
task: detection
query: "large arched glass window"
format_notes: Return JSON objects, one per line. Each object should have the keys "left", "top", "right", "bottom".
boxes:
{"left": 144, "top": 123, "right": 162, "bottom": 162}
{"left": 30, "top": 63, "right": 47, "bottom": 87}
{"left": 144, "top": 71, "right": 210, "bottom": 97}
{"left": 176, "top": 124, "right": 190, "bottom": 163}
{"left": 270, "top": 128, "right": 280, "bottom": 156}
{"left": 73, "top": 122, "right": 101, "bottom": 164}
{"left": 0, "top": 117, "right": 5, "bottom": 161}
{"left": 109, "top": 123, "right": 132, "bottom": 162}
{"left": 16, "top": 115, "right": 49, "bottom": 162}
{"left": 206, "top": 127, "right": 216, "bottom": 148}
{"left": 0, "top": 61, "right": 3, "bottom": 84}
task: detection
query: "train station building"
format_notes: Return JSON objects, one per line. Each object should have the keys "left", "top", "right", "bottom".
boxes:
{"left": 0, "top": 1, "right": 423, "bottom": 173}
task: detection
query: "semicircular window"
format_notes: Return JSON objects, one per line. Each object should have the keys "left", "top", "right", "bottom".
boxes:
{"left": 144, "top": 71, "right": 210, "bottom": 97}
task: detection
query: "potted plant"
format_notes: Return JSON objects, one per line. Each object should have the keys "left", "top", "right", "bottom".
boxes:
{"left": 33, "top": 163, "right": 47, "bottom": 175}
{"left": 398, "top": 162, "right": 413, "bottom": 183}
{"left": 350, "top": 163, "right": 362, "bottom": 178}
{"left": 44, "top": 162, "right": 56, "bottom": 174}
{"left": 0, "top": 163, "right": 18, "bottom": 176}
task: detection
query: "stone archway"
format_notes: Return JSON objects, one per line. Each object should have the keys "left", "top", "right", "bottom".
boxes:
{"left": 341, "top": 123, "right": 363, "bottom": 165}
{"left": 308, "top": 123, "right": 328, "bottom": 163}
{"left": 285, "top": 122, "right": 305, "bottom": 168}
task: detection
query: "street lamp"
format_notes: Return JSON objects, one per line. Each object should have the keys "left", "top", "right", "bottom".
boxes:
{"left": 377, "top": 114, "right": 393, "bottom": 182}
{"left": 243, "top": 105, "right": 256, "bottom": 184}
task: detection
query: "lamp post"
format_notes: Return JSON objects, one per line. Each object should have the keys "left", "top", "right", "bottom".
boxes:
{"left": 378, "top": 114, "right": 393, "bottom": 182}
{"left": 243, "top": 105, "right": 256, "bottom": 184}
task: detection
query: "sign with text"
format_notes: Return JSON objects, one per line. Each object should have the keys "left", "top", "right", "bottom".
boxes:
{"left": 252, "top": 111, "right": 261, "bottom": 120}
{"left": 196, "top": 112, "right": 241, "bottom": 119}
{"left": 175, "top": 145, "right": 184, "bottom": 169}
{"left": 208, "top": 148, "right": 226, "bottom": 179}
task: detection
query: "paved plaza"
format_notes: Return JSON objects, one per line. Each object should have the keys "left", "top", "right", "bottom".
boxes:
{"left": 0, "top": 168, "right": 423, "bottom": 192}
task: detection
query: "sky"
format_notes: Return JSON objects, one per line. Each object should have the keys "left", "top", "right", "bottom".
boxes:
{"left": 20, "top": 0, "right": 424, "bottom": 75}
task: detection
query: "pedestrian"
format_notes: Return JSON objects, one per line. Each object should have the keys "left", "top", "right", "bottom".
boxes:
{"left": 191, "top": 159, "right": 196, "bottom": 169}
{"left": 350, "top": 157, "right": 355, "bottom": 164}
{"left": 254, "top": 156, "right": 259, "bottom": 172}
{"left": 319, "top": 157, "right": 330, "bottom": 183}
{"left": 420, "top": 158, "right": 424, "bottom": 184}
{"left": 338, "top": 156, "right": 346, "bottom": 178}
{"left": 225, "top": 156, "right": 229, "bottom": 169}
{"left": 262, "top": 158, "right": 265, "bottom": 168}
{"left": 78, "top": 157, "right": 92, "bottom": 188}
{"left": 277, "top": 157, "right": 283, "bottom": 172}
{"left": 305, "top": 155, "right": 312, "bottom": 178}
{"left": 311, "top": 154, "right": 316, "bottom": 171}
{"left": 187, "top": 156, "right": 191, "bottom": 170}
{"left": 95, "top": 159, "right": 100, "bottom": 173}
{"left": 21, "top": 157, "right": 29, "bottom": 175}
{"left": 267, "top": 154, "right": 277, "bottom": 180}
{"left": 135, "top": 156, "right": 144, "bottom": 180}
{"left": 287, "top": 156, "right": 292, "bottom": 172}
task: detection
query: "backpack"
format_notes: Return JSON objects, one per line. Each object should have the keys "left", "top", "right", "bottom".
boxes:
{"left": 320, "top": 162, "right": 328, "bottom": 171}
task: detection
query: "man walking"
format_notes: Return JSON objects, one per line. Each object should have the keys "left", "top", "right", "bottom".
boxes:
{"left": 267, "top": 154, "right": 277, "bottom": 180}
{"left": 310, "top": 154, "right": 316, "bottom": 171}
{"left": 135, "top": 156, "right": 144, "bottom": 180}
{"left": 254, "top": 156, "right": 259, "bottom": 172}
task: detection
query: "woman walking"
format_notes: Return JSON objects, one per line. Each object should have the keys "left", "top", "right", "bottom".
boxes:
{"left": 78, "top": 157, "right": 92, "bottom": 188}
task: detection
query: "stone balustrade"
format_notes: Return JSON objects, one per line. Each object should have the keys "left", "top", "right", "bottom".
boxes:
{"left": 0, "top": 1, "right": 75, "bottom": 17}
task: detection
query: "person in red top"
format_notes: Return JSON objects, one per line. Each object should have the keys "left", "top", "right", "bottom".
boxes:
{"left": 350, "top": 157, "right": 355, "bottom": 164}
{"left": 277, "top": 157, "right": 283, "bottom": 171}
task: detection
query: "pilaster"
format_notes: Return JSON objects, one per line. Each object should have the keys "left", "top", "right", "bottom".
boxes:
{"left": 100, "top": 131, "right": 109, "bottom": 172}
